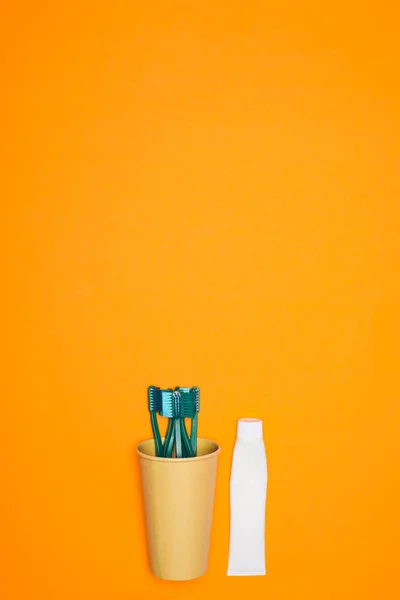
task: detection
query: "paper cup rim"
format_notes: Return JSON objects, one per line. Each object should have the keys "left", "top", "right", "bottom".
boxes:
{"left": 136, "top": 437, "right": 220, "bottom": 463}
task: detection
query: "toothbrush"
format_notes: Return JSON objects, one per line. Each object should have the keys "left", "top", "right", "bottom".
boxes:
{"left": 173, "top": 390, "right": 194, "bottom": 458}
{"left": 160, "top": 389, "right": 175, "bottom": 458}
{"left": 147, "top": 386, "right": 163, "bottom": 457}
{"left": 190, "top": 387, "right": 200, "bottom": 456}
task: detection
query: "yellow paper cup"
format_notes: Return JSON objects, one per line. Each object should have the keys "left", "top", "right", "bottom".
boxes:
{"left": 137, "top": 437, "right": 220, "bottom": 581}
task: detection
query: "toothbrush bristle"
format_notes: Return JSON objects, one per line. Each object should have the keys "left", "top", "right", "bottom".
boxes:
{"left": 173, "top": 390, "right": 182, "bottom": 418}
{"left": 148, "top": 385, "right": 199, "bottom": 417}
{"left": 147, "top": 386, "right": 160, "bottom": 412}
{"left": 191, "top": 387, "right": 200, "bottom": 412}
{"left": 160, "top": 389, "right": 174, "bottom": 417}
{"left": 176, "top": 387, "right": 195, "bottom": 417}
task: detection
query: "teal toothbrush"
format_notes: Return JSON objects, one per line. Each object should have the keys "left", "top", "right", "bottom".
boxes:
{"left": 175, "top": 387, "right": 196, "bottom": 458}
{"left": 190, "top": 386, "right": 200, "bottom": 455}
{"left": 160, "top": 389, "right": 175, "bottom": 458}
{"left": 147, "top": 386, "right": 163, "bottom": 457}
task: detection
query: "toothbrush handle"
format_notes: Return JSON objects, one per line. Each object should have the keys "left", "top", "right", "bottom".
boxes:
{"left": 163, "top": 418, "right": 174, "bottom": 457}
{"left": 150, "top": 412, "right": 163, "bottom": 457}
{"left": 174, "top": 417, "right": 183, "bottom": 458}
{"left": 181, "top": 418, "right": 194, "bottom": 457}
{"left": 190, "top": 413, "right": 198, "bottom": 456}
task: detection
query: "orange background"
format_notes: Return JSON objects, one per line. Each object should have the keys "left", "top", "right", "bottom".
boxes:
{"left": 3, "top": 2, "right": 400, "bottom": 599}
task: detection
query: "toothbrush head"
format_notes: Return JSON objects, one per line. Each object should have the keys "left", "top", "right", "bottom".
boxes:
{"left": 191, "top": 386, "right": 200, "bottom": 413}
{"left": 175, "top": 387, "right": 197, "bottom": 417}
{"left": 159, "top": 388, "right": 175, "bottom": 417}
{"left": 148, "top": 386, "right": 200, "bottom": 417}
{"left": 147, "top": 386, "right": 161, "bottom": 412}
